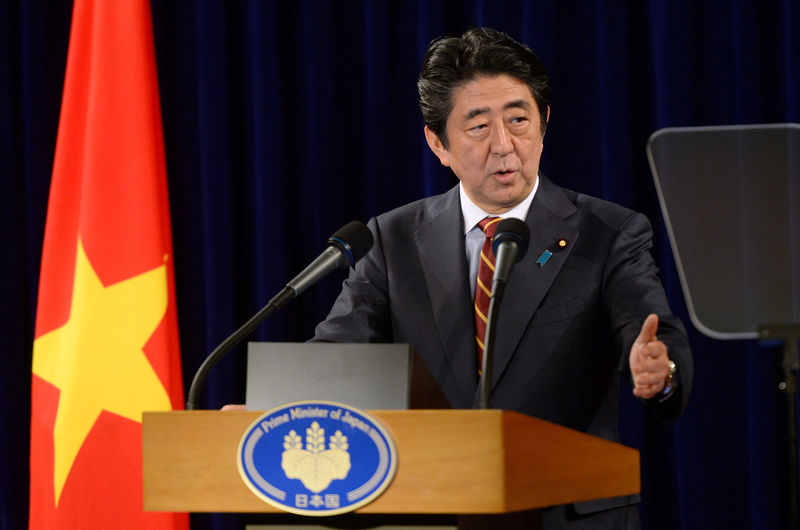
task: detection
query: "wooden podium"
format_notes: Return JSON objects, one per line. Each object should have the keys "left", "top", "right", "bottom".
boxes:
{"left": 143, "top": 409, "right": 639, "bottom": 516}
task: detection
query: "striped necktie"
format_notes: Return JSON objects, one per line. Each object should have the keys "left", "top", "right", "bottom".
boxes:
{"left": 474, "top": 216, "right": 501, "bottom": 371}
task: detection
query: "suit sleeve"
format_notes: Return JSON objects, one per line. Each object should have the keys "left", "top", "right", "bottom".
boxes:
{"left": 603, "top": 212, "right": 694, "bottom": 420}
{"left": 311, "top": 217, "right": 393, "bottom": 343}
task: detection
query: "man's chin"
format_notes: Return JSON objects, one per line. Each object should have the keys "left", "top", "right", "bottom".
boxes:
{"left": 488, "top": 185, "right": 531, "bottom": 209}
{"left": 481, "top": 195, "right": 525, "bottom": 214}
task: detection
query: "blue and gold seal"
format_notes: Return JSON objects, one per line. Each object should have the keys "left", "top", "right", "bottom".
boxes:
{"left": 237, "top": 401, "right": 397, "bottom": 516}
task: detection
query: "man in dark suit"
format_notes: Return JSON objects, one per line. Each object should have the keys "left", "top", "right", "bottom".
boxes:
{"left": 313, "top": 27, "right": 692, "bottom": 528}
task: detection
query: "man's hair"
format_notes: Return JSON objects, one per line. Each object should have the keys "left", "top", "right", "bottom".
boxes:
{"left": 417, "top": 27, "right": 550, "bottom": 148}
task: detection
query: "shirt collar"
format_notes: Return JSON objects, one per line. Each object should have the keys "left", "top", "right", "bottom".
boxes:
{"left": 459, "top": 176, "right": 539, "bottom": 234}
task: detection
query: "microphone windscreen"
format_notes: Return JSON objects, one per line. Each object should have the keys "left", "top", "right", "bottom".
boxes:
{"left": 492, "top": 218, "right": 530, "bottom": 260}
{"left": 327, "top": 220, "right": 374, "bottom": 265}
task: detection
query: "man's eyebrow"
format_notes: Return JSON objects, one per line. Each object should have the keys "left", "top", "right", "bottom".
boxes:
{"left": 463, "top": 100, "right": 531, "bottom": 121}
{"left": 504, "top": 99, "right": 531, "bottom": 111}
{"left": 463, "top": 107, "right": 489, "bottom": 121}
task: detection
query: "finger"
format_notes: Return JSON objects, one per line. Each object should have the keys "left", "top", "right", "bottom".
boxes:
{"left": 640, "top": 339, "right": 667, "bottom": 360}
{"left": 633, "top": 378, "right": 666, "bottom": 398}
{"left": 633, "top": 385, "right": 659, "bottom": 399}
{"left": 630, "top": 348, "right": 663, "bottom": 374}
{"left": 632, "top": 351, "right": 669, "bottom": 376}
{"left": 635, "top": 313, "right": 659, "bottom": 347}
{"left": 634, "top": 371, "right": 666, "bottom": 386}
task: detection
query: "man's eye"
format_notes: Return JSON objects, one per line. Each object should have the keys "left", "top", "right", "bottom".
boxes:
{"left": 469, "top": 123, "right": 488, "bottom": 131}
{"left": 510, "top": 117, "right": 528, "bottom": 124}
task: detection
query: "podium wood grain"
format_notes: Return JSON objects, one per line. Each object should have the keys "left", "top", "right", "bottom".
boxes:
{"left": 143, "top": 410, "right": 639, "bottom": 513}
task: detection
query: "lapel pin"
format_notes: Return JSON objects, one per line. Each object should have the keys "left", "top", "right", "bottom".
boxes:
{"left": 535, "top": 249, "right": 553, "bottom": 267}
{"left": 557, "top": 238, "right": 568, "bottom": 249}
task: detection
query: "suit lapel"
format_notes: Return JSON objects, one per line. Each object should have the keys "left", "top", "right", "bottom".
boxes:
{"left": 414, "top": 188, "right": 479, "bottom": 402}
{"left": 414, "top": 179, "right": 583, "bottom": 403}
{"left": 486, "top": 176, "right": 581, "bottom": 390}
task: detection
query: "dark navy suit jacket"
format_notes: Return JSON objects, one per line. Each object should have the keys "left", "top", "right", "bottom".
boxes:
{"left": 312, "top": 175, "right": 693, "bottom": 527}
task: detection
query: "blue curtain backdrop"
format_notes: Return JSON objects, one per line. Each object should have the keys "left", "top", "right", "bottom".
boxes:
{"left": 3, "top": 1, "right": 799, "bottom": 528}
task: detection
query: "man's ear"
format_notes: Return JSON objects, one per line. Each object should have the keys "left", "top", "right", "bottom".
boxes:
{"left": 424, "top": 126, "right": 451, "bottom": 168}
{"left": 543, "top": 106, "right": 551, "bottom": 139}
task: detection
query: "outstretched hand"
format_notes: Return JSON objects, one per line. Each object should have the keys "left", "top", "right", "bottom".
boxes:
{"left": 629, "top": 314, "right": 671, "bottom": 399}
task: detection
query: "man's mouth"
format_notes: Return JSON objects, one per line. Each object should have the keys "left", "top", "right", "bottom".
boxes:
{"left": 493, "top": 169, "right": 517, "bottom": 179}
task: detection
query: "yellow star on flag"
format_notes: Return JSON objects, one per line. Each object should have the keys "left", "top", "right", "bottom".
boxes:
{"left": 32, "top": 237, "right": 172, "bottom": 504}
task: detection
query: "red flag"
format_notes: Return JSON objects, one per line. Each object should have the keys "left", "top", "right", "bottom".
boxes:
{"left": 30, "top": 0, "right": 187, "bottom": 528}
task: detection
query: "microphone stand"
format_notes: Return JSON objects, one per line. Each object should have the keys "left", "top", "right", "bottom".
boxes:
{"left": 479, "top": 290, "right": 503, "bottom": 409}
{"left": 185, "top": 287, "right": 294, "bottom": 410}
{"left": 758, "top": 323, "right": 800, "bottom": 527}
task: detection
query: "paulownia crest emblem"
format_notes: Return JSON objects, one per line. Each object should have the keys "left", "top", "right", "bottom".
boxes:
{"left": 281, "top": 421, "right": 351, "bottom": 492}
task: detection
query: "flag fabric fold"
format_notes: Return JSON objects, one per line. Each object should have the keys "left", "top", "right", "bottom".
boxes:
{"left": 30, "top": 0, "right": 187, "bottom": 528}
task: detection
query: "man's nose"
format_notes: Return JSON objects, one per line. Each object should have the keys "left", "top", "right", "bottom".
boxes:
{"left": 490, "top": 124, "right": 513, "bottom": 156}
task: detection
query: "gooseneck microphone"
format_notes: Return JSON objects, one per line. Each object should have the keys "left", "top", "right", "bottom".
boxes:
{"left": 186, "top": 221, "right": 374, "bottom": 410}
{"left": 479, "top": 218, "right": 530, "bottom": 409}
{"left": 490, "top": 218, "right": 530, "bottom": 298}
{"left": 283, "top": 221, "right": 374, "bottom": 300}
